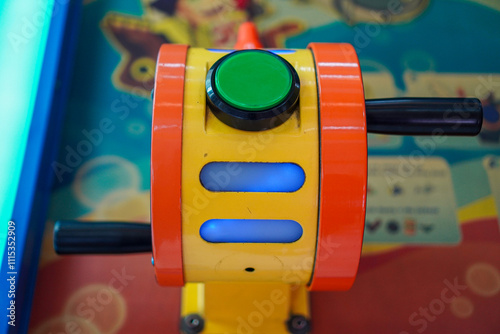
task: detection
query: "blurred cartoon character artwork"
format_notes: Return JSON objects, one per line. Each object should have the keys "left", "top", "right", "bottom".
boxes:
{"left": 330, "top": 0, "right": 430, "bottom": 24}
{"left": 101, "top": 14, "right": 169, "bottom": 96}
{"left": 479, "top": 92, "right": 500, "bottom": 143}
{"left": 101, "top": 0, "right": 327, "bottom": 96}
{"left": 101, "top": 0, "right": 255, "bottom": 96}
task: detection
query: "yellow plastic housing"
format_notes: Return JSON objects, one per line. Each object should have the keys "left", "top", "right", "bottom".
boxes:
{"left": 181, "top": 48, "right": 319, "bottom": 283}
{"left": 181, "top": 282, "right": 309, "bottom": 334}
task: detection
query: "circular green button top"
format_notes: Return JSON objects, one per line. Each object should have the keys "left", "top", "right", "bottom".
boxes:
{"left": 214, "top": 51, "right": 293, "bottom": 111}
{"left": 206, "top": 50, "right": 300, "bottom": 131}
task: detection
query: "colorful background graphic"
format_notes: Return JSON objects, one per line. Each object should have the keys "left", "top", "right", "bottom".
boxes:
{"left": 31, "top": 0, "right": 499, "bottom": 333}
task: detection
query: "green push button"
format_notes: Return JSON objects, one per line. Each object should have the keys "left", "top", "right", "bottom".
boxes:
{"left": 214, "top": 51, "right": 293, "bottom": 111}
{"left": 206, "top": 50, "right": 300, "bottom": 131}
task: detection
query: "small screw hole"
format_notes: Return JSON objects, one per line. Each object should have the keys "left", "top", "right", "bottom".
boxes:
{"left": 292, "top": 318, "right": 306, "bottom": 329}
{"left": 245, "top": 267, "right": 255, "bottom": 272}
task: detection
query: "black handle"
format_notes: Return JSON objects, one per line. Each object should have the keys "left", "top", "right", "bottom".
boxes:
{"left": 365, "top": 98, "right": 483, "bottom": 136}
{"left": 54, "top": 220, "right": 152, "bottom": 255}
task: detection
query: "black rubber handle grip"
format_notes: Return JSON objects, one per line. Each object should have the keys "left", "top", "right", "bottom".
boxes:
{"left": 54, "top": 221, "right": 152, "bottom": 254}
{"left": 365, "top": 98, "right": 483, "bottom": 136}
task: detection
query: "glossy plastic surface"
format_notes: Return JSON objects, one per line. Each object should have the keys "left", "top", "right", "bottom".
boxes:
{"left": 308, "top": 43, "right": 367, "bottom": 291}
{"left": 214, "top": 51, "right": 292, "bottom": 111}
{"left": 234, "top": 22, "right": 263, "bottom": 50}
{"left": 366, "top": 98, "right": 483, "bottom": 135}
{"left": 182, "top": 282, "right": 295, "bottom": 334}
{"left": 181, "top": 48, "right": 319, "bottom": 283}
{"left": 206, "top": 50, "right": 300, "bottom": 131}
{"left": 151, "top": 44, "right": 188, "bottom": 286}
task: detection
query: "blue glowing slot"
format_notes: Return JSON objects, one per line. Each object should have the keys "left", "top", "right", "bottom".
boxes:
{"left": 269, "top": 49, "right": 296, "bottom": 54}
{"left": 200, "top": 162, "right": 305, "bottom": 192}
{"left": 200, "top": 219, "right": 303, "bottom": 243}
{"left": 207, "top": 48, "right": 235, "bottom": 53}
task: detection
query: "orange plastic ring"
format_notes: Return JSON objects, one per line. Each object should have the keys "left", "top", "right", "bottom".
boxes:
{"left": 151, "top": 44, "right": 189, "bottom": 286}
{"left": 308, "top": 43, "right": 367, "bottom": 291}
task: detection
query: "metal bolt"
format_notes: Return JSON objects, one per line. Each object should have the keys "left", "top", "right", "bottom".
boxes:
{"left": 287, "top": 315, "right": 310, "bottom": 334}
{"left": 180, "top": 314, "right": 204, "bottom": 334}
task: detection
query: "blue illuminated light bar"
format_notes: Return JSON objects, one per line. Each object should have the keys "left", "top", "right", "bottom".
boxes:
{"left": 200, "top": 162, "right": 305, "bottom": 192}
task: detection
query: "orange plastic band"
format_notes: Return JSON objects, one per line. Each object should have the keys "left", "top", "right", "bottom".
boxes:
{"left": 151, "top": 44, "right": 189, "bottom": 286}
{"left": 308, "top": 43, "right": 367, "bottom": 291}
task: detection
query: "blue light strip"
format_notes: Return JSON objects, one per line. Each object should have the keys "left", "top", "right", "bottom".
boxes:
{"left": 0, "top": 0, "right": 79, "bottom": 332}
{"left": 0, "top": 0, "right": 55, "bottom": 263}
{"left": 200, "top": 162, "right": 305, "bottom": 192}
{"left": 200, "top": 219, "right": 303, "bottom": 243}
